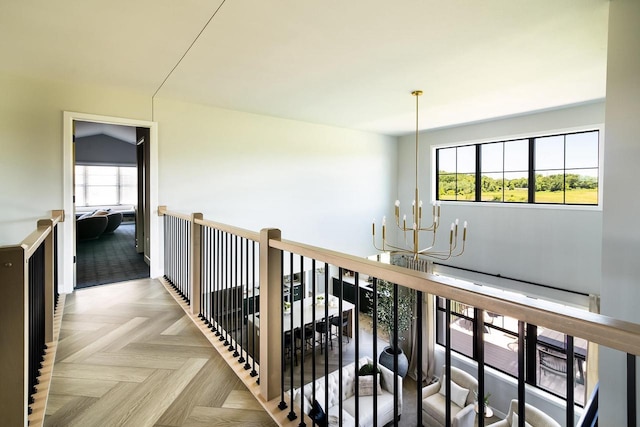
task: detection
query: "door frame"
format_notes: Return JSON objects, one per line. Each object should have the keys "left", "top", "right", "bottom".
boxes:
{"left": 62, "top": 111, "right": 160, "bottom": 293}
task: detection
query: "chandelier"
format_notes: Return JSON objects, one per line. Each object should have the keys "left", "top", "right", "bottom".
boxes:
{"left": 372, "top": 90, "right": 468, "bottom": 261}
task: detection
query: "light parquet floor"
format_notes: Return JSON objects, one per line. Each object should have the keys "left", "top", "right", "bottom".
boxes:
{"left": 45, "top": 278, "right": 276, "bottom": 427}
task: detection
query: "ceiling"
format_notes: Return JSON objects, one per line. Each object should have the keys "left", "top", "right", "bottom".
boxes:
{"left": 0, "top": 1, "right": 609, "bottom": 136}
{"left": 75, "top": 122, "right": 137, "bottom": 144}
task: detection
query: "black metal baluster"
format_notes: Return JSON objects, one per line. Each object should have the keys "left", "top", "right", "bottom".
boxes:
{"left": 566, "top": 335, "right": 575, "bottom": 426}
{"left": 288, "top": 252, "right": 297, "bottom": 421}
{"left": 475, "top": 307, "right": 485, "bottom": 427}
{"left": 310, "top": 259, "right": 317, "bottom": 414}
{"left": 445, "top": 299, "right": 451, "bottom": 427}
{"left": 199, "top": 227, "right": 206, "bottom": 321}
{"left": 354, "top": 271, "right": 360, "bottom": 427}
{"left": 217, "top": 230, "right": 224, "bottom": 340}
{"left": 393, "top": 282, "right": 399, "bottom": 425}
{"left": 241, "top": 238, "right": 248, "bottom": 367}
{"left": 372, "top": 277, "right": 378, "bottom": 427}
{"left": 518, "top": 320, "right": 525, "bottom": 427}
{"left": 251, "top": 239, "right": 258, "bottom": 378}
{"left": 628, "top": 353, "right": 637, "bottom": 427}
{"left": 338, "top": 269, "right": 344, "bottom": 426}
{"left": 231, "top": 235, "right": 239, "bottom": 355}
{"left": 298, "top": 255, "right": 306, "bottom": 427}
{"left": 279, "top": 253, "right": 287, "bottom": 411}
{"left": 324, "top": 264, "right": 330, "bottom": 415}
{"left": 224, "top": 232, "right": 231, "bottom": 347}
{"left": 417, "top": 290, "right": 423, "bottom": 427}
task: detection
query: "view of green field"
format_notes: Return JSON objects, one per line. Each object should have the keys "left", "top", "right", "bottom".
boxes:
{"left": 438, "top": 174, "right": 598, "bottom": 204}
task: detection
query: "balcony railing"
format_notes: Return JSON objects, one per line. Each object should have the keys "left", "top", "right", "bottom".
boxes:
{"left": 158, "top": 206, "right": 640, "bottom": 427}
{"left": 0, "top": 210, "right": 65, "bottom": 427}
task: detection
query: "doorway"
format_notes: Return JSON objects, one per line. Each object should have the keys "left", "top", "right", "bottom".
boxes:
{"left": 62, "top": 112, "right": 159, "bottom": 294}
{"left": 73, "top": 121, "right": 149, "bottom": 288}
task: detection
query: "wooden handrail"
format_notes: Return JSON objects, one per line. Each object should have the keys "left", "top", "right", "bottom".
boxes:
{"left": 270, "top": 237, "right": 640, "bottom": 357}
{"left": 156, "top": 207, "right": 640, "bottom": 356}
{"left": 195, "top": 217, "right": 260, "bottom": 242}
{"left": 20, "top": 211, "right": 64, "bottom": 259}
{"left": 157, "top": 206, "right": 192, "bottom": 221}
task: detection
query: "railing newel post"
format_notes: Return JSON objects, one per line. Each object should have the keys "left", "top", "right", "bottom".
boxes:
{"left": 0, "top": 245, "right": 29, "bottom": 426}
{"left": 259, "top": 228, "right": 282, "bottom": 402}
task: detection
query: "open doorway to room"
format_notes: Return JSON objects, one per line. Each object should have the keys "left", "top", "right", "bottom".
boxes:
{"left": 73, "top": 121, "right": 150, "bottom": 288}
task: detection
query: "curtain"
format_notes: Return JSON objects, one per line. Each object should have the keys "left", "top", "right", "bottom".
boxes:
{"left": 408, "top": 292, "right": 435, "bottom": 383}
{"left": 402, "top": 256, "right": 435, "bottom": 383}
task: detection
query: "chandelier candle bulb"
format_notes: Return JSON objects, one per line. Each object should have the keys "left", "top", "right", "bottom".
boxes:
{"left": 382, "top": 216, "right": 386, "bottom": 240}
{"left": 450, "top": 223, "right": 454, "bottom": 245}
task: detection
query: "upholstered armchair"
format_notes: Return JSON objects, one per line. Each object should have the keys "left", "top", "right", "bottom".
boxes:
{"left": 422, "top": 366, "right": 478, "bottom": 427}
{"left": 76, "top": 215, "right": 108, "bottom": 240}
{"left": 104, "top": 212, "right": 123, "bottom": 233}
{"left": 487, "top": 399, "right": 560, "bottom": 427}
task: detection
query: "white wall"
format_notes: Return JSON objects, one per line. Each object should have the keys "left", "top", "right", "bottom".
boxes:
{"left": 0, "top": 71, "right": 152, "bottom": 291}
{"left": 397, "top": 102, "right": 605, "bottom": 300}
{"left": 600, "top": 0, "right": 640, "bottom": 424}
{"left": 0, "top": 72, "right": 396, "bottom": 291}
{"left": 154, "top": 97, "right": 398, "bottom": 257}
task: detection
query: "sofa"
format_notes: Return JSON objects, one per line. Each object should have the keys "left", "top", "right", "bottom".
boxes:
{"left": 421, "top": 366, "right": 478, "bottom": 427}
{"left": 487, "top": 399, "right": 560, "bottom": 427}
{"left": 295, "top": 357, "right": 402, "bottom": 427}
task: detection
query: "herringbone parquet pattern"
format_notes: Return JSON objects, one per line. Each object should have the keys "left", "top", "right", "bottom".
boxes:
{"left": 44, "top": 279, "right": 276, "bottom": 427}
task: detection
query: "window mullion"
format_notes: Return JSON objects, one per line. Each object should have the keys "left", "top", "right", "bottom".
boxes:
{"left": 436, "top": 149, "right": 440, "bottom": 202}
{"left": 117, "top": 167, "right": 122, "bottom": 205}
{"left": 528, "top": 138, "right": 535, "bottom": 203}
{"left": 475, "top": 145, "right": 481, "bottom": 202}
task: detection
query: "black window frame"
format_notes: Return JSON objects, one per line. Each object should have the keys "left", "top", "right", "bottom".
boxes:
{"left": 435, "top": 296, "right": 587, "bottom": 407}
{"left": 435, "top": 130, "right": 600, "bottom": 206}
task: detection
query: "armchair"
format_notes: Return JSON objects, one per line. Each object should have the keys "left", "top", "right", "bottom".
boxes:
{"left": 487, "top": 399, "right": 560, "bottom": 427}
{"left": 422, "top": 366, "right": 477, "bottom": 427}
{"left": 76, "top": 215, "right": 108, "bottom": 240}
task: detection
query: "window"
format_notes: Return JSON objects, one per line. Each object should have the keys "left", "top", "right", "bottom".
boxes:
{"left": 435, "top": 297, "right": 588, "bottom": 406}
{"left": 437, "top": 145, "right": 476, "bottom": 201}
{"left": 75, "top": 165, "right": 137, "bottom": 207}
{"left": 436, "top": 130, "right": 600, "bottom": 206}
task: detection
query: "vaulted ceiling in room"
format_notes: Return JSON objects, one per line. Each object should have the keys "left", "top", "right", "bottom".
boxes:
{"left": 0, "top": 0, "right": 609, "bottom": 135}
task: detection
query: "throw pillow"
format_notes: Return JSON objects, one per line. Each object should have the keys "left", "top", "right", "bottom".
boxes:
{"left": 512, "top": 412, "right": 534, "bottom": 427}
{"left": 357, "top": 374, "right": 382, "bottom": 396}
{"left": 309, "top": 399, "right": 327, "bottom": 427}
{"left": 438, "top": 375, "right": 470, "bottom": 408}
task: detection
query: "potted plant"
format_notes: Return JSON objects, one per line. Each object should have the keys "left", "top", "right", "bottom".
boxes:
{"left": 473, "top": 390, "right": 492, "bottom": 415}
{"left": 366, "top": 279, "right": 415, "bottom": 377}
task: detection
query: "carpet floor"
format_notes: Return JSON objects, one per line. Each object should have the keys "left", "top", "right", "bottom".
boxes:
{"left": 76, "top": 223, "right": 149, "bottom": 289}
